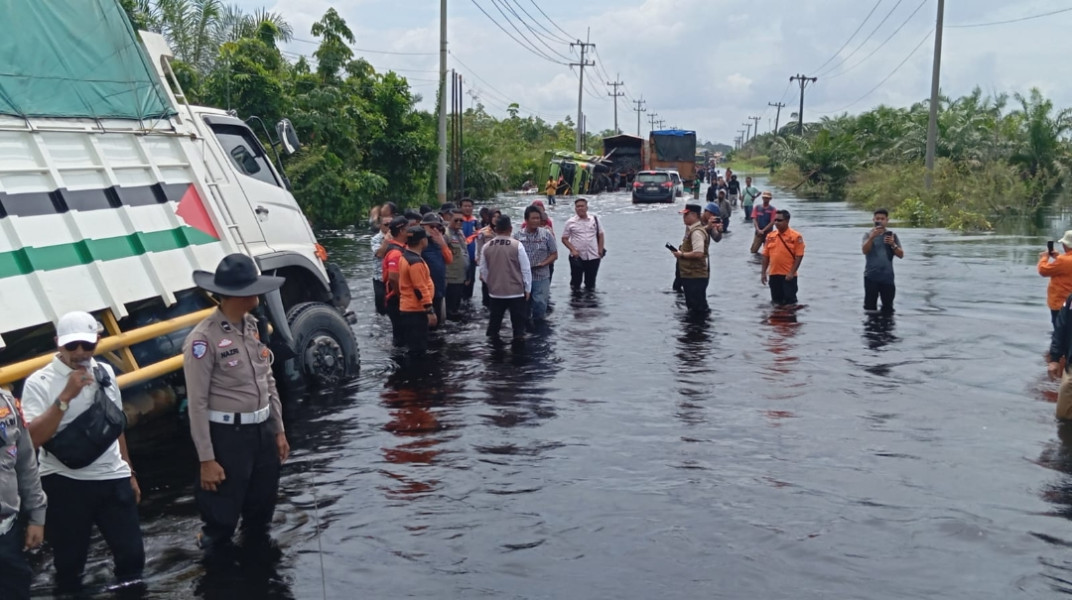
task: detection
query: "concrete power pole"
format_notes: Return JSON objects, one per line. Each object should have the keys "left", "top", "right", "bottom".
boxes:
{"left": 648, "top": 112, "right": 658, "bottom": 133}
{"left": 742, "top": 122, "right": 752, "bottom": 144}
{"left": 749, "top": 115, "right": 761, "bottom": 142}
{"left": 633, "top": 98, "right": 646, "bottom": 137}
{"left": 924, "top": 0, "right": 945, "bottom": 190}
{"left": 436, "top": 0, "right": 447, "bottom": 203}
{"left": 790, "top": 74, "right": 818, "bottom": 135}
{"left": 570, "top": 29, "right": 595, "bottom": 153}
{"left": 768, "top": 101, "right": 786, "bottom": 136}
{"left": 608, "top": 76, "right": 624, "bottom": 134}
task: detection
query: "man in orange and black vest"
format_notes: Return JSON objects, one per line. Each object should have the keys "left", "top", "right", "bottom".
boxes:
{"left": 398, "top": 227, "right": 438, "bottom": 356}
{"left": 381, "top": 216, "right": 411, "bottom": 347}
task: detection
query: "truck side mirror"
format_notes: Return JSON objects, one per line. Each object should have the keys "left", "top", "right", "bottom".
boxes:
{"left": 276, "top": 118, "right": 300, "bottom": 155}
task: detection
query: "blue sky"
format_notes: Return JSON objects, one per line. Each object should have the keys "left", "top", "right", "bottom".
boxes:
{"left": 235, "top": 0, "right": 1072, "bottom": 145}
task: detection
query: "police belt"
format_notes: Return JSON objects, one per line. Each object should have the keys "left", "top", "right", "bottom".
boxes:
{"left": 208, "top": 406, "right": 270, "bottom": 425}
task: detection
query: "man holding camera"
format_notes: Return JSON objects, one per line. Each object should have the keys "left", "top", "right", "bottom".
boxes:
{"left": 671, "top": 204, "right": 712, "bottom": 314}
{"left": 862, "top": 208, "right": 904, "bottom": 313}
{"left": 1038, "top": 231, "right": 1072, "bottom": 328}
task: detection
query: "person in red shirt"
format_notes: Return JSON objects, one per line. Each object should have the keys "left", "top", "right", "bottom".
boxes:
{"left": 382, "top": 216, "right": 410, "bottom": 346}
{"left": 398, "top": 227, "right": 437, "bottom": 356}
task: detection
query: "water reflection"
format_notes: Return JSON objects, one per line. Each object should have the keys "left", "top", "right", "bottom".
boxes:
{"left": 863, "top": 313, "right": 899, "bottom": 352}
{"left": 674, "top": 316, "right": 714, "bottom": 427}
{"left": 1033, "top": 422, "right": 1072, "bottom": 594}
{"left": 762, "top": 308, "right": 801, "bottom": 380}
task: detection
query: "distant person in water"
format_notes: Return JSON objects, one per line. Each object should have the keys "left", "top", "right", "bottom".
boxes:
{"left": 545, "top": 176, "right": 557, "bottom": 206}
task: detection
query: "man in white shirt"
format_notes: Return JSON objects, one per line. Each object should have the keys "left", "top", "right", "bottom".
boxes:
{"left": 561, "top": 197, "right": 606, "bottom": 291}
{"left": 22, "top": 311, "right": 143, "bottom": 593}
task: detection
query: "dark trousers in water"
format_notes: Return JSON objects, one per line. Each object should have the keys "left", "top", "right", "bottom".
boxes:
{"left": 196, "top": 421, "right": 280, "bottom": 565}
{"left": 386, "top": 295, "right": 403, "bottom": 346}
{"left": 569, "top": 256, "right": 601, "bottom": 289}
{"left": 1054, "top": 309, "right": 1061, "bottom": 330}
{"left": 446, "top": 283, "right": 465, "bottom": 319}
{"left": 41, "top": 475, "right": 145, "bottom": 591}
{"left": 768, "top": 275, "right": 798, "bottom": 305}
{"left": 680, "top": 277, "right": 709, "bottom": 313}
{"left": 399, "top": 311, "right": 430, "bottom": 354}
{"left": 0, "top": 523, "right": 31, "bottom": 600}
{"left": 487, "top": 296, "right": 528, "bottom": 339}
{"left": 863, "top": 277, "right": 896, "bottom": 312}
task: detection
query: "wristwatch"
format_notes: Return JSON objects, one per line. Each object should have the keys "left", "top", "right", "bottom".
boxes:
{"left": 54, "top": 398, "right": 69, "bottom": 412}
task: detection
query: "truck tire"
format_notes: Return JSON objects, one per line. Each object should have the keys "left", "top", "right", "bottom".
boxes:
{"left": 286, "top": 302, "right": 359, "bottom": 389}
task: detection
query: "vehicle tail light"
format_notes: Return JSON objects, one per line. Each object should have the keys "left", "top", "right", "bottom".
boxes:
{"left": 315, "top": 243, "right": 329, "bottom": 262}
{"left": 662, "top": 182, "right": 673, "bottom": 188}
{"left": 633, "top": 182, "right": 642, "bottom": 188}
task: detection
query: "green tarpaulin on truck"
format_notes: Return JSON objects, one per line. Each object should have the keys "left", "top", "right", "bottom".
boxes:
{"left": 0, "top": 0, "right": 174, "bottom": 120}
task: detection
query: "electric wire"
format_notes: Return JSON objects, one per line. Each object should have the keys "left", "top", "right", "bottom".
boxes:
{"left": 449, "top": 50, "right": 559, "bottom": 120}
{"left": 488, "top": 0, "right": 574, "bottom": 62}
{"left": 825, "top": 0, "right": 928, "bottom": 80}
{"left": 817, "top": 0, "right": 907, "bottom": 77}
{"left": 947, "top": 6, "right": 1072, "bottom": 28}
{"left": 828, "top": 29, "right": 933, "bottom": 114}
{"left": 469, "top": 0, "right": 569, "bottom": 65}
{"left": 812, "top": 0, "right": 885, "bottom": 73}
{"left": 506, "top": 0, "right": 574, "bottom": 44}
{"left": 526, "top": 0, "right": 578, "bottom": 42}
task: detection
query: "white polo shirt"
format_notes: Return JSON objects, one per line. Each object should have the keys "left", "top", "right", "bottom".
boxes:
{"left": 21, "top": 356, "right": 131, "bottom": 481}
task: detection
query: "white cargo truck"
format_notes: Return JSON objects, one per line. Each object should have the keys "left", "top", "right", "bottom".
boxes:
{"left": 0, "top": 1, "right": 358, "bottom": 423}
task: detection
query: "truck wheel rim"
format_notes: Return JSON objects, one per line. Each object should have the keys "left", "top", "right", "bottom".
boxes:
{"left": 304, "top": 335, "right": 345, "bottom": 384}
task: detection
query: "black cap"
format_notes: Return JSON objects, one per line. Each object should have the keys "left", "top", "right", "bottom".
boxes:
{"left": 678, "top": 203, "right": 702, "bottom": 215}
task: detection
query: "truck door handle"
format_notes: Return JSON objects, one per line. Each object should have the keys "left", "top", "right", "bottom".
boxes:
{"left": 255, "top": 206, "right": 269, "bottom": 215}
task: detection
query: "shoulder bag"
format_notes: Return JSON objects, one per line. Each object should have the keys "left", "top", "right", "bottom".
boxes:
{"left": 43, "top": 365, "right": 127, "bottom": 470}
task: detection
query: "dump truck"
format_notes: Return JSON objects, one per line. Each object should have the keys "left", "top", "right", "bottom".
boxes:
{"left": 0, "top": 1, "right": 358, "bottom": 425}
{"left": 649, "top": 130, "right": 698, "bottom": 184}
{"left": 601, "top": 134, "right": 645, "bottom": 189}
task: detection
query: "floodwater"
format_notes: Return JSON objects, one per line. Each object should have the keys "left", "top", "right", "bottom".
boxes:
{"left": 30, "top": 177, "right": 1072, "bottom": 598}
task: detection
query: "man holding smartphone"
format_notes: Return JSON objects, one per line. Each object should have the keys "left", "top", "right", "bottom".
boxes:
{"left": 1039, "top": 231, "right": 1072, "bottom": 329}
{"left": 671, "top": 204, "right": 711, "bottom": 315}
{"left": 862, "top": 208, "right": 904, "bottom": 312}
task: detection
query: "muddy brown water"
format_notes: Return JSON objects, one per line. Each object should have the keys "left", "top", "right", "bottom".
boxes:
{"left": 28, "top": 178, "right": 1072, "bottom": 598}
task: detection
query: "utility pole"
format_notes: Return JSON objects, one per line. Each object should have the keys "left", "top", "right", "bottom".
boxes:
{"left": 648, "top": 111, "right": 658, "bottom": 133}
{"left": 768, "top": 101, "right": 786, "bottom": 136}
{"left": 742, "top": 122, "right": 752, "bottom": 144}
{"left": 749, "top": 116, "right": 761, "bottom": 142}
{"left": 607, "top": 75, "right": 624, "bottom": 134}
{"left": 570, "top": 28, "right": 595, "bottom": 153}
{"left": 436, "top": 0, "right": 447, "bottom": 203}
{"left": 924, "top": 0, "right": 945, "bottom": 190}
{"left": 633, "top": 97, "right": 646, "bottom": 137}
{"left": 789, "top": 74, "right": 817, "bottom": 135}
{"left": 737, "top": 130, "right": 746, "bottom": 150}
{"left": 656, "top": 119, "right": 666, "bottom": 129}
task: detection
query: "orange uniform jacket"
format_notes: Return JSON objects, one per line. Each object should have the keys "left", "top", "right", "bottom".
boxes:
{"left": 1039, "top": 253, "right": 1072, "bottom": 310}
{"left": 764, "top": 227, "right": 806, "bottom": 276}
{"left": 399, "top": 250, "right": 435, "bottom": 313}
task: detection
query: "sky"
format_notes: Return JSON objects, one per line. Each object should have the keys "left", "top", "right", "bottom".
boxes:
{"left": 235, "top": 0, "right": 1072, "bottom": 145}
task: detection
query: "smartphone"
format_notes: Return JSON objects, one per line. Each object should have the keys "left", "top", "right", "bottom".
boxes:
{"left": 665, "top": 242, "right": 677, "bottom": 252}
{"left": 1049, "top": 240, "right": 1056, "bottom": 253}
{"left": 874, "top": 221, "right": 884, "bottom": 228}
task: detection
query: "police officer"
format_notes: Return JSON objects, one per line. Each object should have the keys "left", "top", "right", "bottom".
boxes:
{"left": 183, "top": 254, "right": 290, "bottom": 567}
{"left": 0, "top": 388, "right": 46, "bottom": 600}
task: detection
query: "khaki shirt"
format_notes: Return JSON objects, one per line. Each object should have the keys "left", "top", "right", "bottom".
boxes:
{"left": 183, "top": 308, "right": 283, "bottom": 462}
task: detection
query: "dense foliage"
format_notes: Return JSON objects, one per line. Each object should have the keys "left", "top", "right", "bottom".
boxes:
{"left": 733, "top": 87, "right": 1072, "bottom": 230}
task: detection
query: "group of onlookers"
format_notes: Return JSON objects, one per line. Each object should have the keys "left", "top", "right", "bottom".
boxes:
{"left": 372, "top": 197, "right": 605, "bottom": 355}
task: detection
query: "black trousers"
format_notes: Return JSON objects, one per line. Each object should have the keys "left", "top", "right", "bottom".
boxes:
{"left": 487, "top": 296, "right": 528, "bottom": 339}
{"left": 386, "top": 295, "right": 403, "bottom": 346}
{"left": 41, "top": 474, "right": 144, "bottom": 591}
{"left": 680, "top": 277, "right": 709, "bottom": 313}
{"left": 463, "top": 262, "right": 476, "bottom": 299}
{"left": 399, "top": 311, "right": 430, "bottom": 354}
{"left": 0, "top": 522, "right": 31, "bottom": 600}
{"left": 196, "top": 422, "right": 280, "bottom": 562}
{"left": 446, "top": 283, "right": 465, "bottom": 318}
{"left": 569, "top": 256, "right": 601, "bottom": 289}
{"left": 768, "top": 275, "right": 799, "bottom": 305}
{"left": 864, "top": 277, "right": 896, "bottom": 312}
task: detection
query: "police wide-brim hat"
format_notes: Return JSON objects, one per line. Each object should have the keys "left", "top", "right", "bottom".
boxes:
{"left": 679, "top": 204, "right": 702, "bottom": 215}
{"left": 193, "top": 253, "right": 284, "bottom": 297}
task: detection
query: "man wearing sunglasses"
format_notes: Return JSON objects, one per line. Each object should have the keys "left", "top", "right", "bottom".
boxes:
{"left": 761, "top": 210, "right": 806, "bottom": 306}
{"left": 445, "top": 209, "right": 470, "bottom": 320}
{"left": 21, "top": 311, "right": 144, "bottom": 593}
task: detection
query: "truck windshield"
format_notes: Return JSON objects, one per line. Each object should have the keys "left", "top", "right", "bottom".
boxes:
{"left": 210, "top": 124, "right": 281, "bottom": 188}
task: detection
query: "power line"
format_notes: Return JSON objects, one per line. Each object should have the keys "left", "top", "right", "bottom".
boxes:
{"left": 488, "top": 0, "right": 574, "bottom": 62}
{"left": 825, "top": 0, "right": 928, "bottom": 80}
{"left": 448, "top": 50, "right": 558, "bottom": 120}
{"left": 526, "top": 0, "right": 577, "bottom": 42}
{"left": 469, "top": 0, "right": 568, "bottom": 65}
{"left": 506, "top": 0, "right": 573, "bottom": 44}
{"left": 812, "top": 0, "right": 885, "bottom": 73}
{"left": 829, "top": 29, "right": 934, "bottom": 114}
{"left": 817, "top": 0, "right": 906, "bottom": 77}
{"left": 291, "top": 37, "right": 436, "bottom": 56}
{"left": 947, "top": 6, "right": 1072, "bottom": 28}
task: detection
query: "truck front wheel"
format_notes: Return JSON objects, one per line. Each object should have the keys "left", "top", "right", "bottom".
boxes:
{"left": 286, "top": 302, "right": 359, "bottom": 389}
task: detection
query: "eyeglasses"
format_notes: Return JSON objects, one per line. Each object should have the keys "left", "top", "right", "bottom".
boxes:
{"left": 452, "top": 219, "right": 463, "bottom": 223}
{"left": 63, "top": 341, "right": 97, "bottom": 352}
{"left": 773, "top": 218, "right": 785, "bottom": 222}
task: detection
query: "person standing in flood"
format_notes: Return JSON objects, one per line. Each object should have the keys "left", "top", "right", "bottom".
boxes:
{"left": 717, "top": 189, "right": 732, "bottom": 233}
{"left": 862, "top": 209, "right": 904, "bottom": 313}
{"left": 398, "top": 227, "right": 438, "bottom": 356}
{"left": 514, "top": 205, "right": 558, "bottom": 327}
{"left": 1040, "top": 231, "right": 1072, "bottom": 329}
{"left": 545, "top": 176, "right": 557, "bottom": 206}
{"left": 481, "top": 215, "right": 532, "bottom": 341}
{"left": 561, "top": 198, "right": 605, "bottom": 291}
{"left": 0, "top": 386, "right": 46, "bottom": 600}
{"left": 741, "top": 176, "right": 760, "bottom": 222}
{"left": 761, "top": 210, "right": 805, "bottom": 306}
{"left": 1047, "top": 298, "right": 1072, "bottom": 419}
{"left": 444, "top": 208, "right": 470, "bottom": 321}
{"left": 672, "top": 204, "right": 711, "bottom": 315}
{"left": 750, "top": 191, "right": 777, "bottom": 254}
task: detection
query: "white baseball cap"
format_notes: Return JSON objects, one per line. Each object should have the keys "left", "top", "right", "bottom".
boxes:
{"left": 56, "top": 311, "right": 101, "bottom": 346}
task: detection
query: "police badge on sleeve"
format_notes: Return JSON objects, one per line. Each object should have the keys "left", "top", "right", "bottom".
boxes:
{"left": 192, "top": 340, "right": 208, "bottom": 359}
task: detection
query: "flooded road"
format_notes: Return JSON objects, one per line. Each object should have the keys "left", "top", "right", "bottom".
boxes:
{"left": 35, "top": 177, "right": 1072, "bottom": 598}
